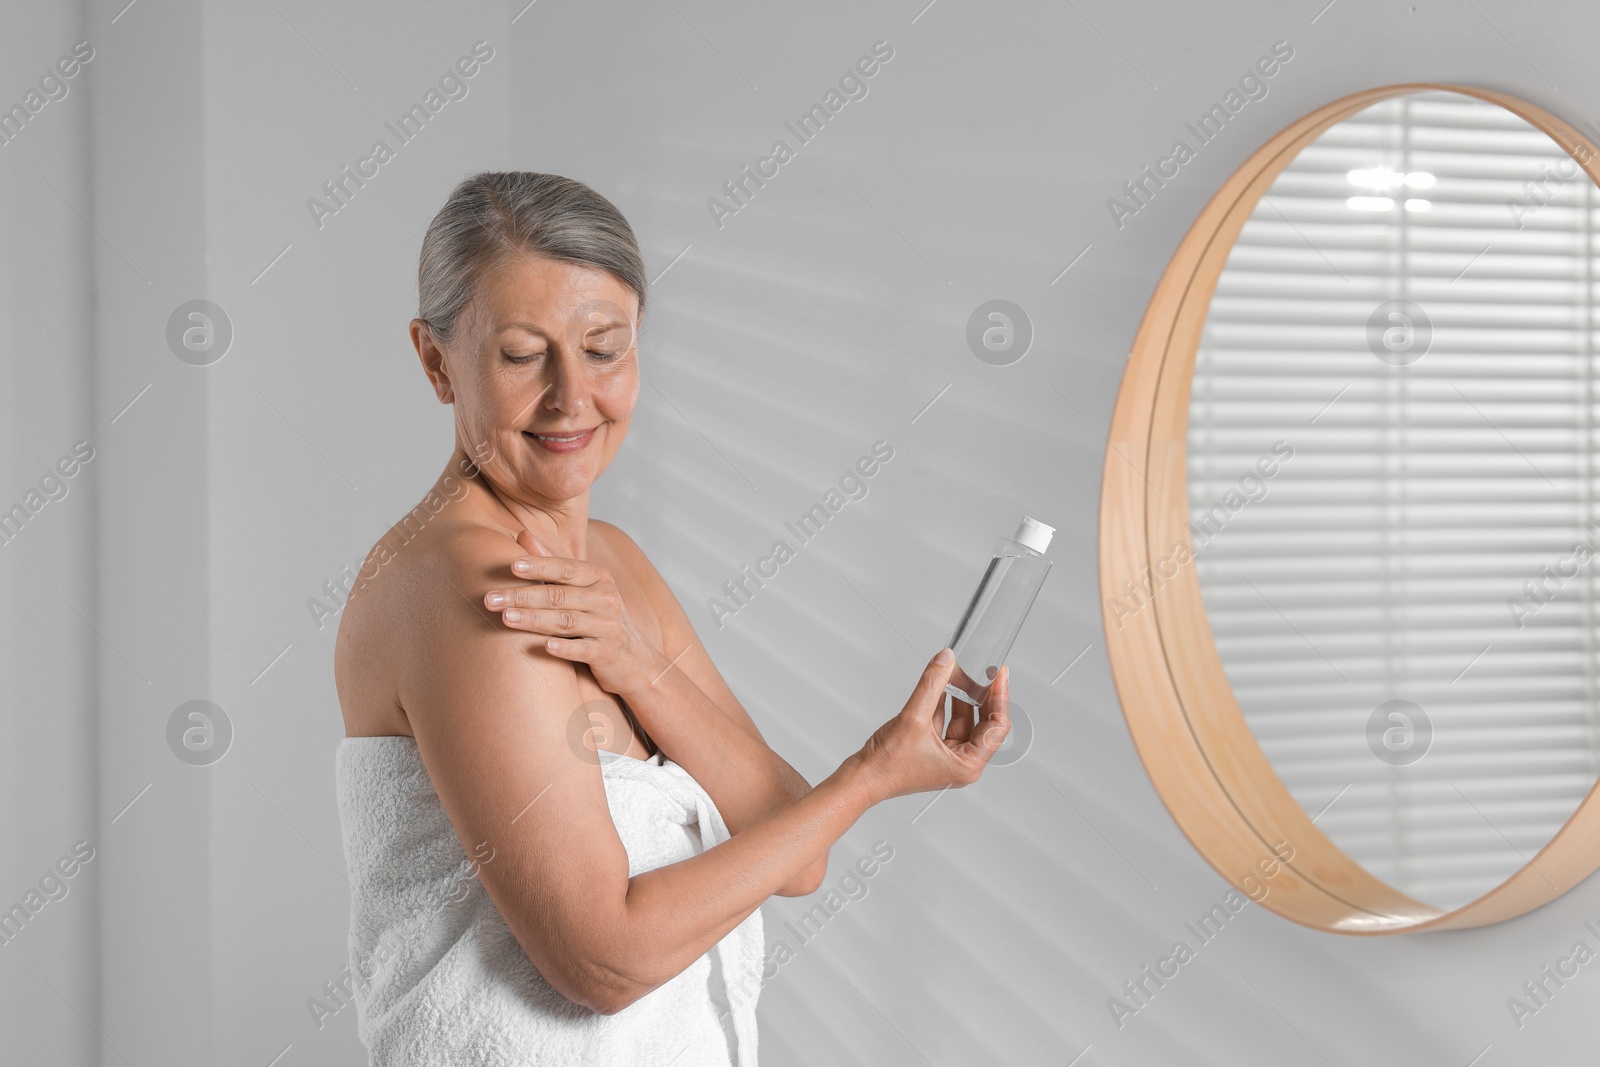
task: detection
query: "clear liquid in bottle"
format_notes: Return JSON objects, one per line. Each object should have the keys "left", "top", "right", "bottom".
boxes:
{"left": 945, "top": 516, "right": 1054, "bottom": 707}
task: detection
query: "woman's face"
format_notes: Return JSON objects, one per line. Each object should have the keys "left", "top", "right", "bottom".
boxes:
{"left": 420, "top": 249, "right": 640, "bottom": 508}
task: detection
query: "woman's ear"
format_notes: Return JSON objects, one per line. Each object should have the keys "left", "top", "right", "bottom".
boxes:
{"left": 411, "top": 318, "right": 455, "bottom": 404}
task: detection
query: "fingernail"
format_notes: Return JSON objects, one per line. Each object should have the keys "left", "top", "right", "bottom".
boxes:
{"left": 503, "top": 609, "right": 522, "bottom": 622}
{"left": 486, "top": 593, "right": 505, "bottom": 607}
{"left": 934, "top": 648, "right": 953, "bottom": 665}
{"left": 513, "top": 559, "right": 531, "bottom": 574}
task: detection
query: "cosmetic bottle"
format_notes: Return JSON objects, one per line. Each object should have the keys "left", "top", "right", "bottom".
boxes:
{"left": 945, "top": 516, "right": 1054, "bottom": 706}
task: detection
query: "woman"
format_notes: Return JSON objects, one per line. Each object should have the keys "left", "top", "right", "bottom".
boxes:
{"left": 333, "top": 171, "right": 1011, "bottom": 1065}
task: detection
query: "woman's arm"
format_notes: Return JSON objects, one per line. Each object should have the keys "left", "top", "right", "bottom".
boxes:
{"left": 400, "top": 525, "right": 892, "bottom": 1014}
{"left": 616, "top": 653, "right": 826, "bottom": 896}
{"left": 593, "top": 522, "right": 828, "bottom": 895}
{"left": 487, "top": 521, "right": 827, "bottom": 893}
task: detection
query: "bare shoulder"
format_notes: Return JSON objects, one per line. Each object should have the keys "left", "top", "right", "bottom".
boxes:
{"left": 588, "top": 518, "right": 666, "bottom": 592}
{"left": 587, "top": 519, "right": 710, "bottom": 676}
{"left": 335, "top": 507, "right": 560, "bottom": 736}
{"left": 588, "top": 519, "right": 680, "bottom": 624}
{"left": 586, "top": 518, "right": 768, "bottom": 744}
{"left": 588, "top": 517, "right": 637, "bottom": 556}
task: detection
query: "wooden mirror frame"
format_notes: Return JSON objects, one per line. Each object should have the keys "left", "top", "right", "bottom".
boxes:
{"left": 1099, "top": 83, "right": 1600, "bottom": 933}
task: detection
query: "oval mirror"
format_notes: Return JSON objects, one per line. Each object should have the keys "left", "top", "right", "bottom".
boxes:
{"left": 1101, "top": 84, "right": 1600, "bottom": 932}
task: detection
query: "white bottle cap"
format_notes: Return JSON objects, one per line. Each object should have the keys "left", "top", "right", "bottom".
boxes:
{"left": 1014, "top": 515, "right": 1054, "bottom": 554}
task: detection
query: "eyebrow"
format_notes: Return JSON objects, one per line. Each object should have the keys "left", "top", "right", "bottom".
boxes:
{"left": 495, "top": 318, "right": 631, "bottom": 336}
{"left": 496, "top": 321, "right": 551, "bottom": 336}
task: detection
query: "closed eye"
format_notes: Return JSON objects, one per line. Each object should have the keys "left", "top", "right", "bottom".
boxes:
{"left": 503, "top": 350, "right": 619, "bottom": 365}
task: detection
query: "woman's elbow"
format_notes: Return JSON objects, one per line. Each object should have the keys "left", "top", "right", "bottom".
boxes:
{"left": 585, "top": 960, "right": 659, "bottom": 1015}
{"left": 511, "top": 928, "right": 650, "bottom": 1015}
{"left": 569, "top": 953, "right": 658, "bottom": 1015}
{"left": 587, "top": 988, "right": 633, "bottom": 1017}
{"left": 549, "top": 964, "right": 647, "bottom": 1016}
{"left": 774, "top": 853, "right": 828, "bottom": 897}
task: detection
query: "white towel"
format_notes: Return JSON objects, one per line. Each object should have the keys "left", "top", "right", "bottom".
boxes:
{"left": 335, "top": 735, "right": 763, "bottom": 1066}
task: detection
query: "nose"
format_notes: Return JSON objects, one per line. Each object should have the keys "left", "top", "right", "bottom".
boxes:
{"left": 540, "top": 347, "right": 589, "bottom": 419}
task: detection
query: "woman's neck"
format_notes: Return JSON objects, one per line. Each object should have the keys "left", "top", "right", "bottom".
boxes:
{"left": 502, "top": 497, "right": 589, "bottom": 560}
{"left": 446, "top": 445, "right": 590, "bottom": 560}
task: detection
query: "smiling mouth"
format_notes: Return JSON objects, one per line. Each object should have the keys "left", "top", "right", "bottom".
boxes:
{"left": 523, "top": 426, "right": 598, "bottom": 451}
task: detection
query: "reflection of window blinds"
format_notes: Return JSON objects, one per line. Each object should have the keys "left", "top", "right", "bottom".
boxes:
{"left": 1189, "top": 90, "right": 1600, "bottom": 912}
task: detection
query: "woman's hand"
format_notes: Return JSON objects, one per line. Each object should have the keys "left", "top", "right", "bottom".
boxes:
{"left": 483, "top": 529, "right": 668, "bottom": 697}
{"left": 852, "top": 648, "right": 1011, "bottom": 804}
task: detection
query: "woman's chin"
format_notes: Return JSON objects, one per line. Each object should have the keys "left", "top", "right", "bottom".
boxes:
{"left": 517, "top": 464, "right": 595, "bottom": 501}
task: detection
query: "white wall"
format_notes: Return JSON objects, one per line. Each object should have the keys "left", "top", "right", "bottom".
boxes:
{"left": 0, "top": 4, "right": 100, "bottom": 1065}
{"left": 5, "top": 0, "right": 1600, "bottom": 1063}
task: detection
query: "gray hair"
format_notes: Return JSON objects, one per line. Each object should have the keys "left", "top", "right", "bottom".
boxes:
{"left": 416, "top": 171, "right": 647, "bottom": 347}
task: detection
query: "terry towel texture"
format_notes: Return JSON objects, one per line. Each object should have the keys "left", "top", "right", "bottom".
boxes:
{"left": 335, "top": 735, "right": 763, "bottom": 1066}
